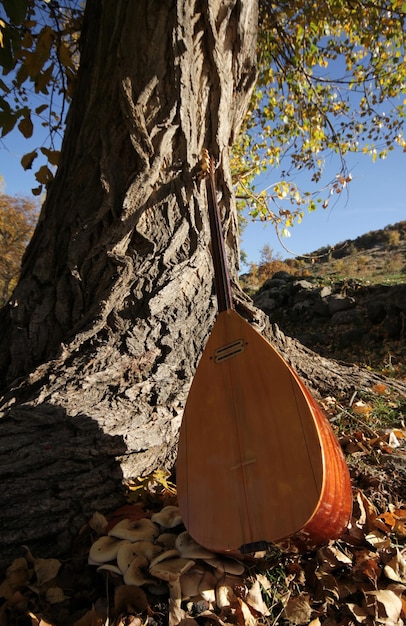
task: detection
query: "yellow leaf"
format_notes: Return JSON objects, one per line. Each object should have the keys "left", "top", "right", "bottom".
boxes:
{"left": 371, "top": 383, "right": 388, "bottom": 395}
{"left": 352, "top": 400, "right": 372, "bottom": 416}
{"left": 0, "top": 19, "right": 5, "bottom": 48}
{"left": 58, "top": 40, "right": 74, "bottom": 69}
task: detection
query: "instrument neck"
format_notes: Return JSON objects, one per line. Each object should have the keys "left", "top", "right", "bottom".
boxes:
{"left": 206, "top": 158, "right": 233, "bottom": 313}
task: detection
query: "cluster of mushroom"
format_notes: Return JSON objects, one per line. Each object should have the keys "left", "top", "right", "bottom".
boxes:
{"left": 88, "top": 506, "right": 246, "bottom": 610}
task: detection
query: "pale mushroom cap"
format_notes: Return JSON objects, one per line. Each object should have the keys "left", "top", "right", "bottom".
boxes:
{"left": 156, "top": 532, "right": 177, "bottom": 550}
{"left": 149, "top": 549, "right": 180, "bottom": 569}
{"left": 203, "top": 556, "right": 245, "bottom": 576}
{"left": 108, "top": 518, "right": 160, "bottom": 542}
{"left": 175, "top": 531, "right": 215, "bottom": 560}
{"left": 180, "top": 570, "right": 202, "bottom": 599}
{"left": 134, "top": 540, "right": 163, "bottom": 561}
{"left": 96, "top": 563, "right": 122, "bottom": 575}
{"left": 123, "top": 555, "right": 155, "bottom": 586}
{"left": 150, "top": 557, "right": 195, "bottom": 582}
{"left": 117, "top": 540, "right": 163, "bottom": 573}
{"left": 151, "top": 506, "right": 183, "bottom": 529}
{"left": 179, "top": 565, "right": 217, "bottom": 602}
{"left": 88, "top": 536, "right": 124, "bottom": 564}
{"left": 117, "top": 542, "right": 142, "bottom": 574}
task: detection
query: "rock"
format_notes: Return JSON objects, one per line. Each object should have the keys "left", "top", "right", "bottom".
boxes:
{"left": 331, "top": 310, "right": 362, "bottom": 326}
{"left": 392, "top": 284, "right": 406, "bottom": 312}
{"left": 319, "top": 286, "right": 332, "bottom": 298}
{"left": 313, "top": 300, "right": 330, "bottom": 316}
{"left": 291, "top": 301, "right": 314, "bottom": 318}
{"left": 337, "top": 328, "right": 367, "bottom": 348}
{"left": 261, "top": 278, "right": 288, "bottom": 290}
{"left": 298, "top": 332, "right": 328, "bottom": 347}
{"left": 328, "top": 294, "right": 356, "bottom": 315}
{"left": 367, "top": 300, "right": 387, "bottom": 324}
{"left": 383, "top": 311, "right": 403, "bottom": 340}
{"left": 292, "top": 279, "right": 314, "bottom": 291}
{"left": 271, "top": 271, "right": 292, "bottom": 280}
{"left": 253, "top": 292, "right": 277, "bottom": 312}
{"left": 251, "top": 272, "right": 404, "bottom": 369}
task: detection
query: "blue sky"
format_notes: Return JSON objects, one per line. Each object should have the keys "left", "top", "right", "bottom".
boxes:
{"left": 240, "top": 146, "right": 405, "bottom": 265}
{"left": 1, "top": 123, "right": 405, "bottom": 267}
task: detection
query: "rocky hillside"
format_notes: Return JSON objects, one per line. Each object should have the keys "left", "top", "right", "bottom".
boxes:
{"left": 298, "top": 220, "right": 406, "bottom": 284}
{"left": 247, "top": 221, "right": 406, "bottom": 374}
{"left": 253, "top": 273, "right": 405, "bottom": 371}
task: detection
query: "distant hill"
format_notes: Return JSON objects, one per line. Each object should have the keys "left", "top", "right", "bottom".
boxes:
{"left": 299, "top": 220, "right": 406, "bottom": 282}
{"left": 241, "top": 221, "right": 406, "bottom": 373}
{"left": 240, "top": 221, "right": 406, "bottom": 294}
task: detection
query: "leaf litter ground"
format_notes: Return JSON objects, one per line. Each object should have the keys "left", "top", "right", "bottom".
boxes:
{"left": 0, "top": 385, "right": 405, "bottom": 626}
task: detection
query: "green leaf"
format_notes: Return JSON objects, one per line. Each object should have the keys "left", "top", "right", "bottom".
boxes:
{"left": 2, "top": 0, "right": 29, "bottom": 25}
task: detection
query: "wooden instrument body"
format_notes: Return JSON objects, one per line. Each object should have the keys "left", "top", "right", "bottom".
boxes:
{"left": 177, "top": 309, "right": 351, "bottom": 553}
{"left": 176, "top": 151, "right": 352, "bottom": 554}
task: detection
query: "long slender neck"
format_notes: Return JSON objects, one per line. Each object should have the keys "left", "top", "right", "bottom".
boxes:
{"left": 205, "top": 156, "right": 233, "bottom": 313}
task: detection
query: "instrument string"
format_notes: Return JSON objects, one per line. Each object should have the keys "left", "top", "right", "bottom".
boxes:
{"left": 204, "top": 151, "right": 255, "bottom": 547}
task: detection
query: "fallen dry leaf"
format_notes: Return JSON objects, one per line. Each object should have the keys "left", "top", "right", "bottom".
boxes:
{"left": 235, "top": 597, "right": 257, "bottom": 626}
{"left": 383, "top": 550, "right": 406, "bottom": 584}
{"left": 347, "top": 601, "right": 369, "bottom": 623}
{"left": 364, "top": 589, "right": 402, "bottom": 625}
{"left": 45, "top": 586, "right": 67, "bottom": 604}
{"left": 371, "top": 384, "right": 389, "bottom": 395}
{"left": 34, "top": 558, "right": 61, "bottom": 587}
{"left": 365, "top": 529, "right": 392, "bottom": 550}
{"left": 114, "top": 584, "right": 149, "bottom": 615}
{"left": 88, "top": 511, "right": 109, "bottom": 535}
{"left": 283, "top": 593, "right": 313, "bottom": 625}
{"left": 245, "top": 579, "right": 270, "bottom": 616}
{"left": 354, "top": 490, "right": 378, "bottom": 532}
{"left": 216, "top": 582, "right": 238, "bottom": 612}
{"left": 3, "top": 558, "right": 29, "bottom": 592}
{"left": 317, "top": 544, "right": 352, "bottom": 572}
{"left": 73, "top": 607, "right": 105, "bottom": 626}
{"left": 352, "top": 550, "right": 381, "bottom": 584}
{"left": 352, "top": 400, "right": 373, "bottom": 417}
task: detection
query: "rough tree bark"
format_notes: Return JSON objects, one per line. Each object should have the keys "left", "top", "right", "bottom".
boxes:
{"left": 0, "top": 0, "right": 258, "bottom": 566}
{"left": 0, "top": 0, "right": 405, "bottom": 568}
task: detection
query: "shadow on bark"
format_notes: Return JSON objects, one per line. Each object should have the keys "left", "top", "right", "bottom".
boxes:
{"left": 0, "top": 402, "right": 127, "bottom": 570}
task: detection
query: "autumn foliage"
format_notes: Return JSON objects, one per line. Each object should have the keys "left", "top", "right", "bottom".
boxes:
{"left": 0, "top": 193, "right": 38, "bottom": 305}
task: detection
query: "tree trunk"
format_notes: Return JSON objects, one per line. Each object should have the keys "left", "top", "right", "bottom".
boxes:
{"left": 0, "top": 0, "right": 405, "bottom": 569}
{"left": 0, "top": 0, "right": 258, "bottom": 566}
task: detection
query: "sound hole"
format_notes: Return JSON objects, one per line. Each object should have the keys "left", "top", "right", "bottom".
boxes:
{"left": 214, "top": 339, "right": 245, "bottom": 363}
